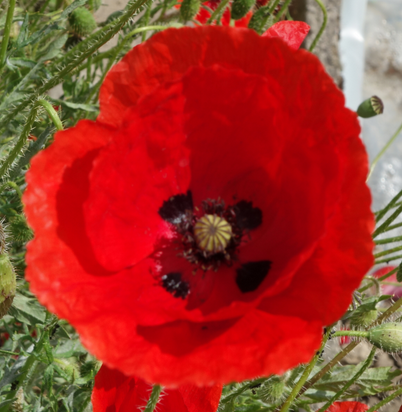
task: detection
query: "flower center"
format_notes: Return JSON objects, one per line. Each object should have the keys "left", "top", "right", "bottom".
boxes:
{"left": 158, "top": 191, "right": 263, "bottom": 272}
{"left": 193, "top": 214, "right": 232, "bottom": 253}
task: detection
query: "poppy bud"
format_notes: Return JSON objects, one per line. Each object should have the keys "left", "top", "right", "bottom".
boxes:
{"left": 180, "top": 0, "right": 201, "bottom": 22}
{"left": 367, "top": 322, "right": 402, "bottom": 353}
{"left": 357, "top": 96, "right": 384, "bottom": 118}
{"left": 68, "top": 7, "right": 97, "bottom": 38}
{"left": 248, "top": 6, "right": 271, "bottom": 34}
{"left": 259, "top": 377, "right": 286, "bottom": 403}
{"left": 350, "top": 309, "right": 378, "bottom": 328}
{"left": 0, "top": 253, "right": 16, "bottom": 319}
{"left": 231, "top": 0, "right": 256, "bottom": 20}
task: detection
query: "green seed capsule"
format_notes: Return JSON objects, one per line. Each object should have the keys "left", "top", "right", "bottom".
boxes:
{"left": 68, "top": 7, "right": 97, "bottom": 38}
{"left": 357, "top": 95, "right": 384, "bottom": 118}
{"left": 180, "top": 0, "right": 201, "bottom": 22}
{"left": 368, "top": 322, "right": 402, "bottom": 353}
{"left": 0, "top": 254, "right": 16, "bottom": 319}
{"left": 231, "top": 0, "right": 255, "bottom": 20}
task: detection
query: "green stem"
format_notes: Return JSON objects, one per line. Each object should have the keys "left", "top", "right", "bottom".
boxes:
{"left": 87, "top": 55, "right": 92, "bottom": 82}
{"left": 317, "top": 347, "right": 376, "bottom": 412}
{"left": 0, "top": 0, "right": 16, "bottom": 67}
{"left": 37, "top": 99, "right": 63, "bottom": 131}
{"left": 0, "top": 103, "right": 39, "bottom": 181}
{"left": 385, "top": 222, "right": 402, "bottom": 232}
{"left": 375, "top": 254, "right": 402, "bottom": 265}
{"left": 143, "top": 385, "right": 163, "bottom": 412}
{"left": 373, "top": 204, "right": 402, "bottom": 238}
{"left": 207, "top": 0, "right": 231, "bottom": 24}
{"left": 332, "top": 330, "right": 369, "bottom": 338}
{"left": 273, "top": 0, "right": 292, "bottom": 23}
{"left": 142, "top": 2, "right": 152, "bottom": 42}
{"left": 367, "top": 121, "right": 402, "bottom": 181}
{"left": 0, "top": 181, "right": 23, "bottom": 198}
{"left": 38, "top": 0, "right": 52, "bottom": 13}
{"left": 0, "top": 349, "right": 19, "bottom": 356}
{"left": 309, "top": 0, "right": 327, "bottom": 51}
{"left": 375, "top": 189, "right": 402, "bottom": 222}
{"left": 375, "top": 235, "right": 402, "bottom": 245}
{"left": 278, "top": 328, "right": 332, "bottom": 412}
{"left": 367, "top": 387, "right": 402, "bottom": 412}
{"left": 374, "top": 245, "right": 402, "bottom": 258}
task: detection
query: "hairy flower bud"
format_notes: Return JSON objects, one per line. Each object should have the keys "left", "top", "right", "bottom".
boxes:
{"left": 231, "top": 0, "right": 256, "bottom": 20}
{"left": 350, "top": 309, "right": 378, "bottom": 328}
{"left": 180, "top": 0, "right": 201, "bottom": 22}
{"left": 367, "top": 322, "right": 402, "bottom": 353}
{"left": 248, "top": 6, "right": 271, "bottom": 33}
{"left": 68, "top": 7, "right": 97, "bottom": 38}
{"left": 357, "top": 96, "right": 384, "bottom": 118}
{"left": 259, "top": 377, "right": 286, "bottom": 403}
{"left": 0, "top": 253, "right": 16, "bottom": 319}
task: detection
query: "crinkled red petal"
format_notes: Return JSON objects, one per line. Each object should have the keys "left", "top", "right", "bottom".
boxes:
{"left": 98, "top": 27, "right": 308, "bottom": 127}
{"left": 259, "top": 115, "right": 374, "bottom": 324}
{"left": 92, "top": 365, "right": 222, "bottom": 412}
{"left": 262, "top": 21, "right": 310, "bottom": 50}
{"left": 86, "top": 310, "right": 322, "bottom": 386}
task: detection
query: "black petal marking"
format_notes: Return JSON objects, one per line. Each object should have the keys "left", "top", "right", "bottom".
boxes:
{"left": 161, "top": 272, "right": 190, "bottom": 299}
{"left": 234, "top": 200, "right": 262, "bottom": 231}
{"left": 158, "top": 191, "right": 193, "bottom": 225}
{"left": 236, "top": 261, "right": 272, "bottom": 293}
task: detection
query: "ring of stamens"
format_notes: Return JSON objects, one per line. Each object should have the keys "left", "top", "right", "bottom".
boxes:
{"left": 193, "top": 214, "right": 233, "bottom": 254}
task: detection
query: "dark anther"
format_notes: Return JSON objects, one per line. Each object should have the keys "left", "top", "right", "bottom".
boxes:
{"left": 234, "top": 200, "right": 262, "bottom": 231}
{"left": 161, "top": 272, "right": 190, "bottom": 299}
{"left": 158, "top": 191, "right": 193, "bottom": 225}
{"left": 236, "top": 261, "right": 271, "bottom": 293}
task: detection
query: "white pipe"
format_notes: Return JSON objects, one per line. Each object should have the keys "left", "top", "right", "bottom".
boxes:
{"left": 339, "top": 0, "right": 368, "bottom": 111}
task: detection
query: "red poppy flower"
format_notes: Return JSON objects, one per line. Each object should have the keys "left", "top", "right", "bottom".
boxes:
{"left": 24, "top": 26, "right": 374, "bottom": 386}
{"left": 92, "top": 365, "right": 222, "bottom": 412}
{"left": 327, "top": 402, "right": 369, "bottom": 412}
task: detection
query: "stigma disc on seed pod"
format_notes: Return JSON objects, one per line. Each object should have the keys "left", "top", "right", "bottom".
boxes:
{"left": 357, "top": 95, "right": 384, "bottom": 118}
{"left": 194, "top": 214, "right": 232, "bottom": 254}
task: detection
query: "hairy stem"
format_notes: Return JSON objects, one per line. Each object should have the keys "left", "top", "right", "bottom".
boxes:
{"left": 278, "top": 328, "right": 332, "bottom": 412}
{"left": 309, "top": 0, "right": 327, "bottom": 51}
{"left": 0, "top": 0, "right": 16, "bottom": 67}
{"left": 317, "top": 347, "right": 376, "bottom": 412}
{"left": 143, "top": 385, "right": 163, "bottom": 412}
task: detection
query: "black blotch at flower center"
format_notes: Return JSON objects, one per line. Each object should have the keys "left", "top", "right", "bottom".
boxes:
{"left": 161, "top": 272, "right": 190, "bottom": 299}
{"left": 236, "top": 261, "right": 272, "bottom": 293}
{"left": 158, "top": 190, "right": 193, "bottom": 225}
{"left": 158, "top": 191, "right": 271, "bottom": 297}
